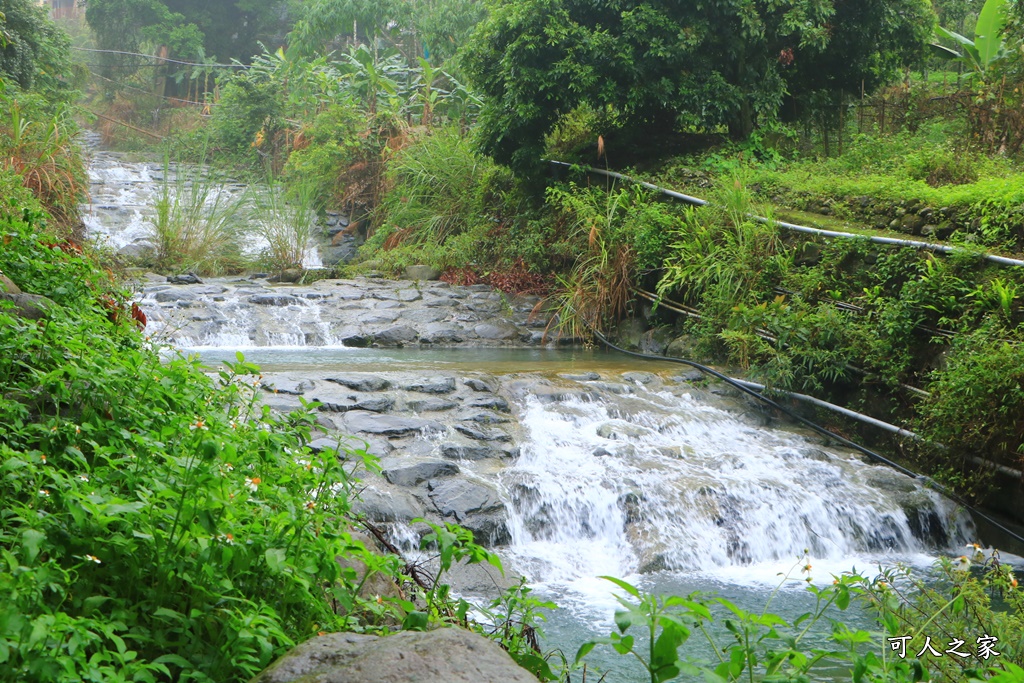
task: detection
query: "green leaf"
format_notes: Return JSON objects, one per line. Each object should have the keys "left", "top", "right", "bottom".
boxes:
{"left": 265, "top": 548, "right": 287, "bottom": 573}
{"left": 20, "top": 528, "right": 45, "bottom": 564}
{"left": 600, "top": 575, "right": 641, "bottom": 598}
{"left": 401, "top": 611, "right": 429, "bottom": 631}
{"left": 614, "top": 609, "right": 633, "bottom": 633}
{"left": 974, "top": 0, "right": 1009, "bottom": 68}
{"left": 575, "top": 641, "right": 597, "bottom": 664}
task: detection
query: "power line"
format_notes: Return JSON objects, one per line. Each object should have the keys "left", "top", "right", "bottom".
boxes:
{"left": 72, "top": 47, "right": 250, "bottom": 69}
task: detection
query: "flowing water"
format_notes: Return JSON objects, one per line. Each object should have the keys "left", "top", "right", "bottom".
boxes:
{"left": 81, "top": 132, "right": 322, "bottom": 267}
{"left": 86, "top": 141, "right": 979, "bottom": 680}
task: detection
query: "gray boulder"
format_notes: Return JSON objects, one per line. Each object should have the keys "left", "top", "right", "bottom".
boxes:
{"left": 428, "top": 479, "right": 504, "bottom": 521}
{"left": 382, "top": 459, "right": 460, "bottom": 487}
{"left": 374, "top": 324, "right": 419, "bottom": 345}
{"left": 250, "top": 628, "right": 539, "bottom": 683}
{"left": 0, "top": 292, "right": 55, "bottom": 320}
{"left": 353, "top": 487, "right": 426, "bottom": 523}
{"left": 153, "top": 289, "right": 196, "bottom": 303}
{"left": 0, "top": 273, "right": 20, "bottom": 293}
{"left": 250, "top": 294, "right": 299, "bottom": 306}
{"left": 405, "top": 264, "right": 442, "bottom": 280}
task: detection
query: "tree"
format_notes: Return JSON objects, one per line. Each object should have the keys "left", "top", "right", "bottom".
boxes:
{"left": 463, "top": 0, "right": 933, "bottom": 172}
{"left": 0, "top": 0, "right": 72, "bottom": 92}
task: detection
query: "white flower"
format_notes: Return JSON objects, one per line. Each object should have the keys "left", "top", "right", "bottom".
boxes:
{"left": 85, "top": 554, "right": 101, "bottom": 564}
{"left": 244, "top": 477, "right": 261, "bottom": 492}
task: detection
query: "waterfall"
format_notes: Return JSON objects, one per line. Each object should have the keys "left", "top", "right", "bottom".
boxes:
{"left": 500, "top": 383, "right": 973, "bottom": 586}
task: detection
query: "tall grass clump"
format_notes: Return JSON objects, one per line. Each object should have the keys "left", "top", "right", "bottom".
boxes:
{"left": 366, "top": 127, "right": 513, "bottom": 273}
{"left": 246, "top": 180, "right": 319, "bottom": 272}
{"left": 151, "top": 155, "right": 247, "bottom": 274}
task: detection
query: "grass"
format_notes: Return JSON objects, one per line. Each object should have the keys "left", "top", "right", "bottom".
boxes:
{"left": 245, "top": 180, "right": 320, "bottom": 273}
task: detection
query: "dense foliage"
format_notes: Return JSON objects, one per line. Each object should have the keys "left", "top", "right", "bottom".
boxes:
{"left": 463, "top": 0, "right": 934, "bottom": 172}
{"left": 0, "top": 0, "right": 73, "bottom": 95}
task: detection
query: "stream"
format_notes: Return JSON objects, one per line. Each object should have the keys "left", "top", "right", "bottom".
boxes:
{"left": 83, "top": 138, "right": 980, "bottom": 681}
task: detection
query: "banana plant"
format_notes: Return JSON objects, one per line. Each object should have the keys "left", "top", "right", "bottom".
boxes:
{"left": 931, "top": 0, "right": 1012, "bottom": 78}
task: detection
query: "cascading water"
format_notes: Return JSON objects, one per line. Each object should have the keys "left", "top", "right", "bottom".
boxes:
{"left": 500, "top": 381, "right": 972, "bottom": 586}
{"left": 79, "top": 132, "right": 322, "bottom": 267}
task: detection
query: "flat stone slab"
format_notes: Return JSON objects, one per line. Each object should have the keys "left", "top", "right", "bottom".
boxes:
{"left": 404, "top": 376, "right": 456, "bottom": 394}
{"left": 382, "top": 459, "right": 460, "bottom": 487}
{"left": 326, "top": 374, "right": 391, "bottom": 392}
{"left": 342, "top": 411, "right": 443, "bottom": 436}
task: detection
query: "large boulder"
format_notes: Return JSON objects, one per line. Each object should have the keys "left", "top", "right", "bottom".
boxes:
{"left": 342, "top": 411, "right": 443, "bottom": 436}
{"left": 0, "top": 292, "right": 55, "bottom": 320}
{"left": 0, "top": 273, "right": 22, "bottom": 293}
{"left": 250, "top": 628, "right": 539, "bottom": 683}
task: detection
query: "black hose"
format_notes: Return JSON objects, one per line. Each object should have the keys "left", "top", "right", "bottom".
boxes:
{"left": 588, "top": 326, "right": 1024, "bottom": 548}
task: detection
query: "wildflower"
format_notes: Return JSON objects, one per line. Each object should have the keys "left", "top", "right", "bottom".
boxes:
{"left": 305, "top": 500, "right": 316, "bottom": 511}
{"left": 953, "top": 555, "right": 972, "bottom": 572}
{"left": 229, "top": 420, "right": 238, "bottom": 430}
{"left": 39, "top": 489, "right": 49, "bottom": 497}
{"left": 189, "top": 419, "right": 208, "bottom": 431}
{"left": 75, "top": 425, "right": 80, "bottom": 435}
{"left": 50, "top": 426, "right": 57, "bottom": 433}
{"left": 245, "top": 477, "right": 261, "bottom": 491}
{"left": 78, "top": 475, "right": 89, "bottom": 482}
{"left": 218, "top": 533, "right": 234, "bottom": 545}
{"left": 84, "top": 554, "right": 101, "bottom": 564}
{"left": 1012, "top": 577, "right": 1019, "bottom": 588}
{"left": 803, "top": 564, "right": 812, "bottom": 573}
{"left": 40, "top": 455, "right": 47, "bottom": 464}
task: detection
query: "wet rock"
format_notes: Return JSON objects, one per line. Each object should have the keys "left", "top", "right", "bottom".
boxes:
{"left": 0, "top": 292, "right": 55, "bottom": 320}
{"left": 441, "top": 443, "right": 514, "bottom": 461}
{"left": 374, "top": 324, "right": 419, "bottom": 345}
{"left": 338, "top": 332, "right": 370, "bottom": 347}
{"left": 666, "top": 335, "right": 698, "bottom": 358}
{"left": 597, "top": 420, "right": 652, "bottom": 440}
{"left": 382, "top": 459, "right": 460, "bottom": 487}
{"left": 463, "top": 395, "right": 510, "bottom": 412}
{"left": 464, "top": 378, "right": 495, "bottom": 392}
{"left": 593, "top": 444, "right": 637, "bottom": 458}
{"left": 250, "top": 293, "right": 299, "bottom": 306}
{"left": 318, "top": 395, "right": 395, "bottom": 413}
{"left": 405, "top": 265, "right": 442, "bottom": 280}
{"left": 326, "top": 374, "right": 391, "bottom": 392}
{"left": 269, "top": 268, "right": 304, "bottom": 284}
{"left": 307, "top": 437, "right": 349, "bottom": 455}
{"left": 261, "top": 377, "right": 315, "bottom": 395}
{"left": 639, "top": 327, "right": 673, "bottom": 355}
{"left": 250, "top": 627, "right": 538, "bottom": 683}
{"left": 428, "top": 478, "right": 503, "bottom": 520}
{"left": 455, "top": 410, "right": 511, "bottom": 424}
{"left": 559, "top": 371, "right": 600, "bottom": 381}
{"left": 342, "top": 411, "right": 444, "bottom": 436}
{"left": 153, "top": 289, "right": 196, "bottom": 303}
{"left": 404, "top": 376, "right": 456, "bottom": 394}
{"left": 674, "top": 369, "right": 705, "bottom": 383}
{"left": 406, "top": 397, "right": 459, "bottom": 412}
{"left": 167, "top": 273, "right": 202, "bottom": 284}
{"left": 455, "top": 424, "right": 511, "bottom": 442}
{"left": 622, "top": 371, "right": 657, "bottom": 385}
{"left": 353, "top": 487, "right": 425, "bottom": 523}
{"left": 0, "top": 273, "right": 21, "bottom": 293}
{"left": 615, "top": 317, "right": 647, "bottom": 350}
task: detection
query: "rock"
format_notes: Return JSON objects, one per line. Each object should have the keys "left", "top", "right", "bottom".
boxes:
{"left": 339, "top": 332, "right": 370, "bottom": 347}
{"left": 250, "top": 627, "right": 539, "bottom": 683}
{"left": 307, "top": 437, "right": 348, "bottom": 455}
{"left": 342, "top": 411, "right": 443, "bottom": 436}
{"left": 0, "top": 273, "right": 21, "bottom": 293}
{"left": 0, "top": 292, "right": 55, "bottom": 320}
{"left": 621, "top": 371, "right": 657, "bottom": 385}
{"left": 270, "top": 268, "right": 304, "bottom": 284}
{"left": 406, "top": 397, "right": 459, "bottom": 412}
{"left": 899, "top": 213, "right": 927, "bottom": 235}
{"left": 674, "top": 369, "right": 705, "bottom": 383}
{"left": 374, "top": 324, "right": 419, "bottom": 345}
{"left": 318, "top": 396, "right": 395, "bottom": 413}
{"left": 441, "top": 443, "right": 513, "bottom": 461}
{"left": 326, "top": 374, "right": 391, "bottom": 392}
{"left": 419, "top": 324, "right": 465, "bottom": 344}
{"left": 455, "top": 424, "right": 511, "bottom": 442}
{"left": 353, "top": 487, "right": 425, "bottom": 523}
{"left": 405, "top": 264, "right": 442, "bottom": 280}
{"left": 464, "top": 378, "right": 495, "bottom": 393}
{"left": 428, "top": 478, "right": 504, "bottom": 521}
{"left": 382, "top": 459, "right": 460, "bottom": 487}
{"left": 463, "top": 395, "right": 510, "bottom": 412}
{"left": 250, "top": 293, "right": 299, "bottom": 306}
{"left": 153, "top": 289, "right": 196, "bottom": 303}
{"left": 597, "top": 420, "right": 652, "bottom": 440}
{"left": 261, "top": 377, "right": 316, "bottom": 395}
{"left": 117, "top": 240, "right": 157, "bottom": 260}
{"left": 455, "top": 410, "right": 511, "bottom": 424}
{"left": 473, "top": 322, "right": 519, "bottom": 340}
{"left": 615, "top": 317, "right": 647, "bottom": 350}
{"left": 404, "top": 376, "right": 456, "bottom": 394}
{"left": 167, "top": 273, "right": 203, "bottom": 285}
{"left": 639, "top": 327, "right": 673, "bottom": 355}
{"left": 460, "top": 513, "right": 512, "bottom": 546}
{"left": 667, "top": 335, "right": 698, "bottom": 358}
{"left": 559, "top": 372, "right": 600, "bottom": 381}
